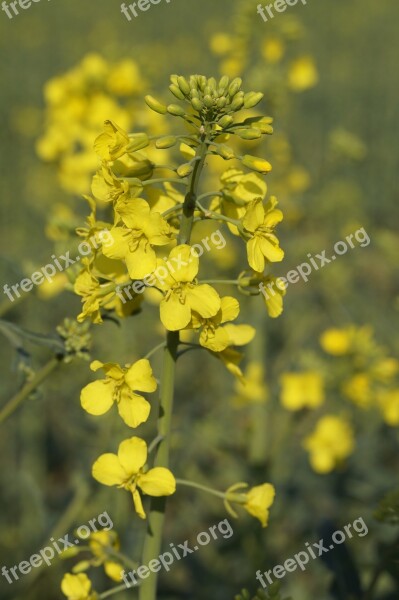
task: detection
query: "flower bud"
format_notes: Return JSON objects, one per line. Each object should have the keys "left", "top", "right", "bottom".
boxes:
{"left": 177, "top": 75, "right": 191, "bottom": 96}
{"left": 204, "top": 95, "right": 213, "bottom": 108}
{"left": 242, "top": 154, "right": 272, "bottom": 173}
{"left": 167, "top": 104, "right": 186, "bottom": 117}
{"left": 191, "top": 97, "right": 203, "bottom": 111}
{"left": 243, "top": 92, "right": 264, "bottom": 109}
{"left": 235, "top": 129, "right": 262, "bottom": 140}
{"left": 127, "top": 132, "right": 149, "bottom": 152}
{"left": 155, "top": 136, "right": 178, "bottom": 149}
{"left": 215, "top": 144, "right": 235, "bottom": 160}
{"left": 177, "top": 163, "right": 194, "bottom": 177}
{"left": 169, "top": 84, "right": 185, "bottom": 100}
{"left": 218, "top": 115, "right": 234, "bottom": 128}
{"left": 228, "top": 77, "right": 242, "bottom": 97}
{"left": 218, "top": 75, "right": 229, "bottom": 91}
{"left": 230, "top": 95, "right": 245, "bottom": 111}
{"left": 145, "top": 95, "right": 167, "bottom": 114}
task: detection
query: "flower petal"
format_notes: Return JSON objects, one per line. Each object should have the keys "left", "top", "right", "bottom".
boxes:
{"left": 139, "top": 467, "right": 176, "bottom": 496}
{"left": 132, "top": 488, "right": 146, "bottom": 519}
{"left": 160, "top": 292, "right": 191, "bottom": 331}
{"left": 81, "top": 380, "right": 115, "bottom": 416}
{"left": 242, "top": 198, "right": 265, "bottom": 233}
{"left": 92, "top": 453, "right": 127, "bottom": 486}
{"left": 102, "top": 228, "right": 131, "bottom": 261}
{"left": 117, "top": 390, "right": 151, "bottom": 428}
{"left": 247, "top": 237, "right": 265, "bottom": 272}
{"left": 117, "top": 436, "right": 147, "bottom": 474}
{"left": 125, "top": 359, "right": 157, "bottom": 392}
{"left": 168, "top": 245, "right": 198, "bottom": 282}
{"left": 220, "top": 296, "right": 240, "bottom": 323}
{"left": 186, "top": 284, "right": 221, "bottom": 318}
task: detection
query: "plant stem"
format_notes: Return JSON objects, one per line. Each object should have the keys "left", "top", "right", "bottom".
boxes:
{"left": 175, "top": 478, "right": 226, "bottom": 500}
{"left": 0, "top": 357, "right": 61, "bottom": 424}
{"left": 138, "top": 133, "right": 209, "bottom": 600}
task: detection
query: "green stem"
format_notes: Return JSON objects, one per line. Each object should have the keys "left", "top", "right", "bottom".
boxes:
{"left": 0, "top": 357, "right": 61, "bottom": 424}
{"left": 100, "top": 583, "right": 138, "bottom": 599}
{"left": 175, "top": 478, "right": 226, "bottom": 500}
{"left": 138, "top": 134, "right": 209, "bottom": 600}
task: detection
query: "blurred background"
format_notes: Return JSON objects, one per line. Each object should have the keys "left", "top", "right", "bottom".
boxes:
{"left": 0, "top": 0, "right": 398, "bottom": 599}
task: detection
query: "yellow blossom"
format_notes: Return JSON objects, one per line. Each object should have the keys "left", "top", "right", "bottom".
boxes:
{"left": 378, "top": 390, "right": 399, "bottom": 426}
{"left": 342, "top": 373, "right": 373, "bottom": 408}
{"left": 320, "top": 328, "right": 352, "bottom": 355}
{"left": 92, "top": 437, "right": 176, "bottom": 519}
{"left": 225, "top": 482, "right": 275, "bottom": 528}
{"left": 61, "top": 573, "right": 97, "bottom": 600}
{"left": 288, "top": 56, "right": 319, "bottom": 92}
{"left": 280, "top": 372, "right": 325, "bottom": 410}
{"left": 73, "top": 531, "right": 123, "bottom": 582}
{"left": 94, "top": 120, "right": 130, "bottom": 162}
{"left": 157, "top": 245, "right": 221, "bottom": 331}
{"left": 303, "top": 415, "right": 355, "bottom": 474}
{"left": 191, "top": 296, "right": 240, "bottom": 352}
{"left": 241, "top": 197, "right": 284, "bottom": 272}
{"left": 81, "top": 358, "right": 157, "bottom": 428}
{"left": 102, "top": 199, "right": 173, "bottom": 279}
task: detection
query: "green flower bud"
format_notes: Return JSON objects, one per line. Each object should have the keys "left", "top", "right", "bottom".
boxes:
{"left": 218, "top": 115, "right": 234, "bottom": 128}
{"left": 230, "top": 95, "right": 245, "bottom": 111}
{"left": 127, "top": 132, "right": 149, "bottom": 152}
{"left": 208, "top": 77, "right": 217, "bottom": 91}
{"left": 191, "top": 97, "right": 203, "bottom": 111}
{"left": 155, "top": 136, "right": 178, "bottom": 149}
{"left": 167, "top": 104, "right": 186, "bottom": 117}
{"left": 241, "top": 154, "right": 272, "bottom": 173}
{"left": 198, "top": 76, "right": 207, "bottom": 91}
{"left": 217, "top": 97, "right": 227, "bottom": 109}
{"left": 228, "top": 77, "right": 242, "bottom": 97}
{"left": 169, "top": 84, "right": 185, "bottom": 100}
{"left": 235, "top": 129, "right": 262, "bottom": 140}
{"left": 218, "top": 75, "right": 229, "bottom": 91}
{"left": 124, "top": 159, "right": 154, "bottom": 179}
{"left": 204, "top": 95, "right": 213, "bottom": 108}
{"left": 177, "top": 163, "right": 194, "bottom": 177}
{"left": 170, "top": 74, "right": 179, "bottom": 85}
{"left": 243, "top": 92, "right": 264, "bottom": 109}
{"left": 177, "top": 76, "right": 191, "bottom": 96}
{"left": 215, "top": 144, "right": 235, "bottom": 160}
{"left": 190, "top": 88, "right": 199, "bottom": 98}
{"left": 145, "top": 95, "right": 167, "bottom": 114}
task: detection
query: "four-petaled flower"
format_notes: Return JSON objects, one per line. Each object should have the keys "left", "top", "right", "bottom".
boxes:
{"left": 61, "top": 573, "right": 97, "bottom": 600}
{"left": 80, "top": 359, "right": 157, "bottom": 428}
{"left": 241, "top": 197, "right": 284, "bottom": 272}
{"left": 92, "top": 437, "right": 176, "bottom": 519}
{"left": 157, "top": 245, "right": 222, "bottom": 331}
{"left": 94, "top": 120, "right": 130, "bottom": 162}
{"left": 103, "top": 199, "right": 173, "bottom": 279}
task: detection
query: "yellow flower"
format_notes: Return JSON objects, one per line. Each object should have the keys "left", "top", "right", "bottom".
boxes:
{"left": 94, "top": 120, "right": 130, "bottom": 161}
{"left": 73, "top": 531, "right": 123, "bottom": 582}
{"left": 191, "top": 296, "right": 240, "bottom": 352}
{"left": 244, "top": 484, "right": 276, "bottom": 527}
{"left": 259, "top": 275, "right": 286, "bottom": 318}
{"left": 288, "top": 56, "right": 319, "bottom": 92}
{"left": 233, "top": 362, "right": 268, "bottom": 405}
{"left": 61, "top": 573, "right": 97, "bottom": 600}
{"left": 303, "top": 415, "right": 355, "bottom": 474}
{"left": 342, "top": 373, "right": 373, "bottom": 408}
{"left": 378, "top": 390, "right": 399, "bottom": 426}
{"left": 241, "top": 197, "right": 284, "bottom": 272}
{"left": 262, "top": 37, "right": 285, "bottom": 64}
{"left": 225, "top": 482, "right": 275, "bottom": 528}
{"left": 280, "top": 372, "right": 325, "bottom": 411}
{"left": 81, "top": 359, "right": 157, "bottom": 428}
{"left": 157, "top": 245, "right": 221, "bottom": 331}
{"left": 320, "top": 328, "right": 352, "bottom": 355}
{"left": 91, "top": 162, "right": 131, "bottom": 207}
{"left": 209, "top": 325, "right": 256, "bottom": 378}
{"left": 92, "top": 437, "right": 176, "bottom": 519}
{"left": 102, "top": 199, "right": 173, "bottom": 279}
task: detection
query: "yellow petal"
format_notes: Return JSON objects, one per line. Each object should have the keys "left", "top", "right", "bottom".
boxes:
{"left": 125, "top": 359, "right": 157, "bottom": 392}
{"left": 186, "top": 284, "right": 221, "bottom": 318}
{"left": 117, "top": 390, "right": 151, "bottom": 428}
{"left": 247, "top": 237, "right": 265, "bottom": 272}
{"left": 104, "top": 561, "right": 124, "bottom": 582}
{"left": 102, "top": 228, "right": 130, "bottom": 261}
{"left": 61, "top": 573, "right": 92, "bottom": 599}
{"left": 224, "top": 324, "right": 256, "bottom": 346}
{"left": 139, "top": 467, "right": 176, "bottom": 496}
{"left": 117, "top": 436, "right": 147, "bottom": 474}
{"left": 200, "top": 327, "right": 230, "bottom": 352}
{"left": 132, "top": 488, "right": 146, "bottom": 519}
{"left": 258, "top": 236, "right": 284, "bottom": 262}
{"left": 168, "top": 245, "right": 198, "bottom": 282}
{"left": 92, "top": 454, "right": 127, "bottom": 486}
{"left": 242, "top": 198, "right": 265, "bottom": 233}
{"left": 125, "top": 241, "right": 158, "bottom": 279}
{"left": 220, "top": 296, "right": 240, "bottom": 323}
{"left": 160, "top": 292, "right": 191, "bottom": 331}
{"left": 80, "top": 380, "right": 115, "bottom": 416}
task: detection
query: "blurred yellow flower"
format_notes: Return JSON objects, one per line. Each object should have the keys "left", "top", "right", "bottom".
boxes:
{"left": 244, "top": 484, "right": 275, "bottom": 527}
{"left": 320, "top": 328, "right": 352, "bottom": 355}
{"left": 342, "top": 373, "right": 373, "bottom": 408}
{"left": 280, "top": 372, "right": 324, "bottom": 410}
{"left": 92, "top": 437, "right": 176, "bottom": 519}
{"left": 73, "top": 531, "right": 123, "bottom": 582}
{"left": 61, "top": 573, "right": 97, "bottom": 600}
{"left": 303, "top": 415, "right": 355, "bottom": 474}
{"left": 262, "top": 37, "right": 285, "bottom": 64}
{"left": 377, "top": 390, "right": 399, "bottom": 426}
{"left": 81, "top": 359, "right": 157, "bottom": 428}
{"left": 233, "top": 362, "right": 268, "bottom": 405}
{"left": 288, "top": 56, "right": 318, "bottom": 91}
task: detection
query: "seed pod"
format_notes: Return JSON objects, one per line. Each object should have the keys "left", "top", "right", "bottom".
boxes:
{"left": 127, "top": 132, "right": 149, "bottom": 152}
{"left": 155, "top": 136, "right": 178, "bottom": 149}
{"left": 203, "top": 95, "right": 213, "bottom": 108}
{"left": 191, "top": 97, "right": 203, "bottom": 112}
{"left": 228, "top": 77, "right": 242, "bottom": 97}
{"left": 243, "top": 92, "right": 264, "bottom": 109}
{"left": 236, "top": 129, "right": 262, "bottom": 140}
{"left": 177, "top": 163, "right": 194, "bottom": 177}
{"left": 167, "top": 104, "right": 186, "bottom": 117}
{"left": 145, "top": 95, "right": 167, "bottom": 114}
{"left": 242, "top": 154, "right": 272, "bottom": 173}
{"left": 169, "top": 84, "right": 185, "bottom": 100}
{"left": 218, "top": 115, "right": 234, "bottom": 128}
{"left": 177, "top": 76, "right": 191, "bottom": 96}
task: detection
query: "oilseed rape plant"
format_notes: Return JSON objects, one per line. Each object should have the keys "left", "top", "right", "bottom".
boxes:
{"left": 69, "top": 74, "right": 285, "bottom": 600}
